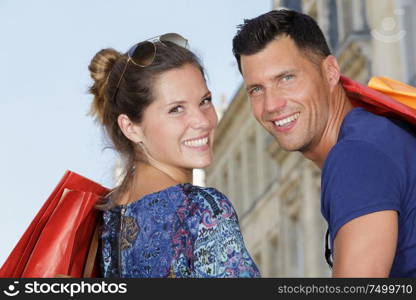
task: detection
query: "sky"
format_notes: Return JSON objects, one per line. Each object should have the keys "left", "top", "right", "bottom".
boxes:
{"left": 0, "top": 0, "right": 272, "bottom": 266}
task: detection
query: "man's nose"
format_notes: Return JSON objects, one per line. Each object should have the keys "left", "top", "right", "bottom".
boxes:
{"left": 264, "top": 88, "right": 287, "bottom": 113}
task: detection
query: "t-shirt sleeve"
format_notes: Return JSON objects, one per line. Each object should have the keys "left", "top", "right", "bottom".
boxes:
{"left": 189, "top": 187, "right": 261, "bottom": 278}
{"left": 321, "top": 140, "right": 402, "bottom": 244}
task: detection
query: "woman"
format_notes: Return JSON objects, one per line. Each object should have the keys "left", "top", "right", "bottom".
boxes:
{"left": 88, "top": 33, "right": 260, "bottom": 278}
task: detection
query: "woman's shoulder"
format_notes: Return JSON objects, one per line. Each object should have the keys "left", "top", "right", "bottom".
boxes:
{"left": 179, "top": 184, "right": 230, "bottom": 203}
{"left": 179, "top": 183, "right": 226, "bottom": 198}
{"left": 178, "top": 184, "right": 235, "bottom": 218}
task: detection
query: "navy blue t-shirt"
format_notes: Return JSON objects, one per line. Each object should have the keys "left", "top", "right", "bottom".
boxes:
{"left": 321, "top": 107, "right": 416, "bottom": 277}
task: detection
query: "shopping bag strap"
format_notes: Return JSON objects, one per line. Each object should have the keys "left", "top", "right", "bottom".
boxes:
{"left": 83, "top": 218, "right": 102, "bottom": 278}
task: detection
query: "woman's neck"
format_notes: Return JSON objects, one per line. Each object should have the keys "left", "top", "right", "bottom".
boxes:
{"left": 143, "top": 159, "right": 193, "bottom": 184}
{"left": 136, "top": 161, "right": 192, "bottom": 185}
{"left": 118, "top": 162, "right": 193, "bottom": 205}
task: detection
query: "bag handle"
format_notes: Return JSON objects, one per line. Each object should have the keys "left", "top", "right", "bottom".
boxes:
{"left": 83, "top": 218, "right": 102, "bottom": 278}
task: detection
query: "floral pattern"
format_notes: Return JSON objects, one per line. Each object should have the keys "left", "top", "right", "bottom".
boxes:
{"left": 100, "top": 184, "right": 260, "bottom": 278}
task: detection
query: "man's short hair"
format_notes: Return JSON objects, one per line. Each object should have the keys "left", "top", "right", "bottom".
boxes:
{"left": 232, "top": 9, "right": 331, "bottom": 72}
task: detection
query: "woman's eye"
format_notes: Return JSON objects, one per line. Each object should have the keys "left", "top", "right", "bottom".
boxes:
{"left": 169, "top": 106, "right": 184, "bottom": 114}
{"left": 201, "top": 97, "right": 212, "bottom": 106}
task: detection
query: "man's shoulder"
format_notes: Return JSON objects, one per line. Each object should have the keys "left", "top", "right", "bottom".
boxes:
{"left": 321, "top": 107, "right": 416, "bottom": 188}
{"left": 339, "top": 107, "right": 413, "bottom": 144}
{"left": 333, "top": 107, "right": 416, "bottom": 161}
{"left": 323, "top": 109, "right": 405, "bottom": 176}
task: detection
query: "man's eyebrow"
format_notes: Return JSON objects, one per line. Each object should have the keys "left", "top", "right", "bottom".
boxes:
{"left": 246, "top": 83, "right": 261, "bottom": 92}
{"left": 274, "top": 69, "right": 297, "bottom": 79}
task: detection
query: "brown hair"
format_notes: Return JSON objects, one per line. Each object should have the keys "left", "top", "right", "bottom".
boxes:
{"left": 88, "top": 41, "right": 204, "bottom": 209}
{"left": 232, "top": 9, "right": 331, "bottom": 72}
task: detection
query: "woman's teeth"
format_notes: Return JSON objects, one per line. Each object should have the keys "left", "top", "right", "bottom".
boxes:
{"left": 274, "top": 112, "right": 300, "bottom": 127}
{"left": 184, "top": 137, "right": 208, "bottom": 147}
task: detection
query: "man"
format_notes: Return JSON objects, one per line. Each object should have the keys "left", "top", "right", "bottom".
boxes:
{"left": 232, "top": 9, "right": 416, "bottom": 277}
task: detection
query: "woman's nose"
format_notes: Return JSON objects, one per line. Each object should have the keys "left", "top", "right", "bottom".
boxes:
{"left": 189, "top": 107, "right": 212, "bottom": 130}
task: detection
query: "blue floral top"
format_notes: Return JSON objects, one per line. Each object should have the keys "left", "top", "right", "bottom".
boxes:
{"left": 100, "top": 183, "right": 260, "bottom": 278}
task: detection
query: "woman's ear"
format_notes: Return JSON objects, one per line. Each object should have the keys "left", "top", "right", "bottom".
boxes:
{"left": 117, "top": 114, "right": 144, "bottom": 144}
{"left": 322, "top": 55, "right": 341, "bottom": 92}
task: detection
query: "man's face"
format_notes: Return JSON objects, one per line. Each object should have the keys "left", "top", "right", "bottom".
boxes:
{"left": 240, "top": 36, "right": 331, "bottom": 154}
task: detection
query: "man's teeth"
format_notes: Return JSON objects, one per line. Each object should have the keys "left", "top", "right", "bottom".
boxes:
{"left": 184, "top": 137, "right": 208, "bottom": 147}
{"left": 273, "top": 113, "right": 300, "bottom": 127}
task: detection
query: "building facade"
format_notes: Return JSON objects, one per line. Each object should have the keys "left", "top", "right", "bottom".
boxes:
{"left": 205, "top": 0, "right": 415, "bottom": 277}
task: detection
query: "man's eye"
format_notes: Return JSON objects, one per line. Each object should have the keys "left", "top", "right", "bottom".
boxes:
{"left": 169, "top": 106, "right": 184, "bottom": 114}
{"left": 282, "top": 74, "right": 294, "bottom": 82}
{"left": 249, "top": 86, "right": 263, "bottom": 96}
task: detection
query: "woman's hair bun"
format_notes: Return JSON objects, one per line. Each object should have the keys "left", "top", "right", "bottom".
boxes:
{"left": 88, "top": 48, "right": 121, "bottom": 123}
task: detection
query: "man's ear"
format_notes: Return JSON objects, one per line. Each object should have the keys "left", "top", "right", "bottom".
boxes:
{"left": 117, "top": 114, "right": 144, "bottom": 144}
{"left": 322, "top": 55, "right": 341, "bottom": 92}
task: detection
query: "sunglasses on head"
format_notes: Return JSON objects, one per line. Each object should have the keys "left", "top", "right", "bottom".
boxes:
{"left": 112, "top": 33, "right": 188, "bottom": 102}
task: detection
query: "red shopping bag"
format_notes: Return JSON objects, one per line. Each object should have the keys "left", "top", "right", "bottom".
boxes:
{"left": 0, "top": 171, "right": 110, "bottom": 278}
{"left": 341, "top": 75, "right": 416, "bottom": 126}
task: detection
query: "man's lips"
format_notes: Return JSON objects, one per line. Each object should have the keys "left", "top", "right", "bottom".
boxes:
{"left": 268, "top": 112, "right": 300, "bottom": 133}
{"left": 270, "top": 112, "right": 300, "bottom": 126}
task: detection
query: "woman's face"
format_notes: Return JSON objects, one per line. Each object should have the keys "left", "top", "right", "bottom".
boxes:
{"left": 138, "top": 63, "right": 218, "bottom": 172}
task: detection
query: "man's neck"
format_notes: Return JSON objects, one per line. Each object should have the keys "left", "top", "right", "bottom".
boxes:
{"left": 304, "top": 84, "right": 353, "bottom": 169}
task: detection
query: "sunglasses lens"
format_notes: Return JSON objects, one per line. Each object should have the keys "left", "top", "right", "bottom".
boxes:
{"left": 126, "top": 33, "right": 187, "bottom": 67}
{"left": 129, "top": 41, "right": 156, "bottom": 66}
{"left": 159, "top": 33, "right": 188, "bottom": 48}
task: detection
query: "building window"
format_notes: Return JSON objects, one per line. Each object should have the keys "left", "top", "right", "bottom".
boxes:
{"left": 295, "top": 217, "right": 305, "bottom": 276}
{"left": 234, "top": 152, "right": 244, "bottom": 215}
{"left": 329, "top": 0, "right": 369, "bottom": 52}
{"left": 280, "top": 0, "right": 302, "bottom": 11}
{"left": 328, "top": 0, "right": 339, "bottom": 50}
{"left": 400, "top": 0, "right": 416, "bottom": 85}
{"left": 337, "top": 0, "right": 354, "bottom": 43}
{"left": 254, "top": 252, "right": 262, "bottom": 273}
{"left": 222, "top": 168, "right": 228, "bottom": 200}
{"left": 247, "top": 133, "right": 257, "bottom": 201}
{"left": 264, "top": 132, "right": 278, "bottom": 185}
{"left": 268, "top": 236, "right": 279, "bottom": 277}
{"left": 284, "top": 206, "right": 305, "bottom": 276}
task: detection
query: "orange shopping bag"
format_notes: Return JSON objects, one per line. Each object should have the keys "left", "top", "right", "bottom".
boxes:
{"left": 0, "top": 171, "right": 109, "bottom": 278}
{"left": 368, "top": 77, "right": 416, "bottom": 110}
